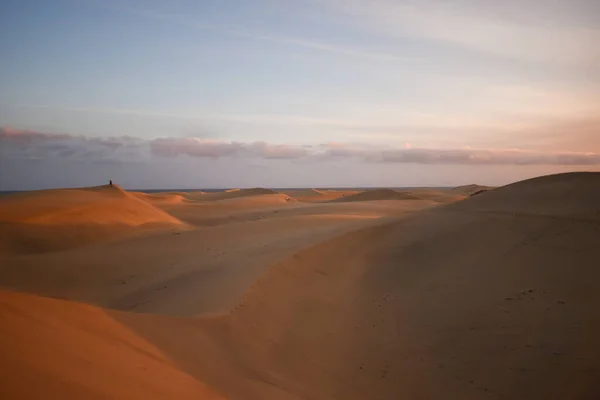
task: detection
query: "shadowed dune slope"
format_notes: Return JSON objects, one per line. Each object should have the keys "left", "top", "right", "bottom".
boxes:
{"left": 452, "top": 184, "right": 494, "bottom": 196}
{"left": 279, "top": 188, "right": 324, "bottom": 198}
{"left": 294, "top": 189, "right": 360, "bottom": 203}
{"left": 452, "top": 172, "right": 600, "bottom": 218}
{"left": 330, "top": 188, "right": 419, "bottom": 202}
{"left": 0, "top": 185, "right": 182, "bottom": 255}
{"left": 404, "top": 188, "right": 466, "bottom": 203}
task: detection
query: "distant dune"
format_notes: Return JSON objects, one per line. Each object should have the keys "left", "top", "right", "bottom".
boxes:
{"left": 283, "top": 188, "right": 360, "bottom": 203}
{"left": 330, "top": 188, "right": 420, "bottom": 202}
{"left": 406, "top": 188, "right": 466, "bottom": 203}
{"left": 278, "top": 188, "right": 325, "bottom": 198}
{"left": 451, "top": 183, "right": 494, "bottom": 196}
{"left": 2, "top": 173, "right": 600, "bottom": 399}
{"left": 132, "top": 191, "right": 190, "bottom": 205}
{"left": 200, "top": 188, "right": 280, "bottom": 201}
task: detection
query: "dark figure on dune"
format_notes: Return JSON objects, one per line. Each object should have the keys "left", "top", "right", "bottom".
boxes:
{"left": 109, "top": 180, "right": 113, "bottom": 187}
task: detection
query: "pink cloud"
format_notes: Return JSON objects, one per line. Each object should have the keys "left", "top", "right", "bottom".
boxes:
{"left": 150, "top": 137, "right": 243, "bottom": 158}
{"left": 149, "top": 138, "right": 307, "bottom": 159}
{"left": 0, "top": 126, "right": 73, "bottom": 144}
{"left": 247, "top": 141, "right": 307, "bottom": 159}
{"left": 3, "top": 126, "right": 600, "bottom": 166}
{"left": 0, "top": 127, "right": 144, "bottom": 162}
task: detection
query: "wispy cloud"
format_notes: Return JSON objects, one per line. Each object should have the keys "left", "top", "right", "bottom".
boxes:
{"left": 96, "top": 2, "right": 414, "bottom": 63}
{"left": 3, "top": 127, "right": 600, "bottom": 166}
{"left": 319, "top": 0, "right": 600, "bottom": 65}
{"left": 27, "top": 104, "right": 360, "bottom": 127}
{"left": 23, "top": 103, "right": 549, "bottom": 134}
{"left": 82, "top": 0, "right": 600, "bottom": 67}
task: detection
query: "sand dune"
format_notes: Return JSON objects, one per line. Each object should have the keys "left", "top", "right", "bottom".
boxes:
{"left": 297, "top": 189, "right": 361, "bottom": 203}
{"left": 1, "top": 173, "right": 600, "bottom": 399}
{"left": 402, "top": 188, "right": 466, "bottom": 203}
{"left": 454, "top": 172, "right": 600, "bottom": 218}
{"left": 199, "top": 188, "right": 280, "bottom": 201}
{"left": 330, "top": 188, "right": 419, "bottom": 202}
{"left": 160, "top": 193, "right": 297, "bottom": 227}
{"left": 278, "top": 188, "right": 325, "bottom": 199}
{"left": 0, "top": 185, "right": 181, "bottom": 226}
{"left": 0, "top": 185, "right": 182, "bottom": 255}
{"left": 452, "top": 183, "right": 494, "bottom": 196}
{"left": 210, "top": 174, "right": 600, "bottom": 398}
{"left": 132, "top": 191, "right": 190, "bottom": 205}
{"left": 0, "top": 194, "right": 427, "bottom": 316}
{"left": 0, "top": 291, "right": 223, "bottom": 400}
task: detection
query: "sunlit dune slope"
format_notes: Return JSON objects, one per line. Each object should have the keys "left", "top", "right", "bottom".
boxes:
{"left": 0, "top": 185, "right": 182, "bottom": 255}
{"left": 0, "top": 290, "right": 224, "bottom": 400}
{"left": 131, "top": 191, "right": 190, "bottom": 205}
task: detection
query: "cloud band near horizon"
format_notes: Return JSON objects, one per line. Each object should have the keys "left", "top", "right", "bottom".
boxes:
{"left": 2, "top": 127, "right": 600, "bottom": 166}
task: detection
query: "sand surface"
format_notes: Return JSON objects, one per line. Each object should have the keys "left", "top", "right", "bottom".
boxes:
{"left": 1, "top": 173, "right": 600, "bottom": 399}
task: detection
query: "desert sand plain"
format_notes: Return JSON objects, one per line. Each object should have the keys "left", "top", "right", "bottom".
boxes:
{"left": 1, "top": 172, "right": 599, "bottom": 399}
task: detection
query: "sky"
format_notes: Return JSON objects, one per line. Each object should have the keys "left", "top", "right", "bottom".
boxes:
{"left": 1, "top": 0, "right": 599, "bottom": 190}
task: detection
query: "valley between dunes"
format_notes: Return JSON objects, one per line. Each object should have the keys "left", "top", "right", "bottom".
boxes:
{"left": 1, "top": 173, "right": 600, "bottom": 399}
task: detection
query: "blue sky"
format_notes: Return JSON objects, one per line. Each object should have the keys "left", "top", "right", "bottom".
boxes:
{"left": 1, "top": 0, "right": 599, "bottom": 189}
